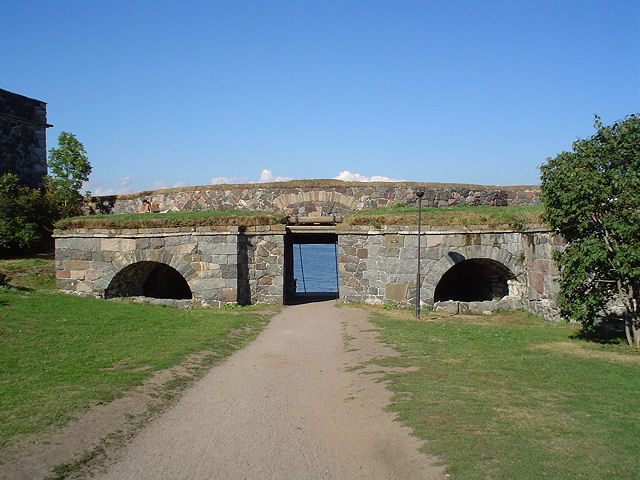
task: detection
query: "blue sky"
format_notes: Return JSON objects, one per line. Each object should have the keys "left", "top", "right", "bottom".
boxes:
{"left": 2, "top": 1, "right": 638, "bottom": 195}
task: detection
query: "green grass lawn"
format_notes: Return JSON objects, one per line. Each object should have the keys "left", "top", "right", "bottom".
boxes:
{"left": 367, "top": 308, "right": 640, "bottom": 479}
{"left": 5, "top": 255, "right": 637, "bottom": 478}
{"left": 0, "top": 256, "right": 275, "bottom": 446}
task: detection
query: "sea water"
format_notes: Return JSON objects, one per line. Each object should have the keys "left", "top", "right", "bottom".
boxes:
{"left": 292, "top": 243, "right": 338, "bottom": 293}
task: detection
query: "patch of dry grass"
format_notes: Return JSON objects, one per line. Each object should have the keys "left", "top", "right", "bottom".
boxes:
{"left": 55, "top": 210, "right": 286, "bottom": 230}
{"left": 56, "top": 205, "right": 546, "bottom": 231}
{"left": 532, "top": 341, "right": 640, "bottom": 365}
{"left": 344, "top": 204, "right": 545, "bottom": 228}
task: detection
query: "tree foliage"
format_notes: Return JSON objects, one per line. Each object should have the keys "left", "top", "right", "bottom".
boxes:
{"left": 47, "top": 131, "right": 92, "bottom": 216}
{"left": 0, "top": 173, "right": 62, "bottom": 254}
{"left": 540, "top": 115, "right": 640, "bottom": 346}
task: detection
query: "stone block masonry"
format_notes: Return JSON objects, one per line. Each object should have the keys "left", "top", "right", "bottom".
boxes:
{"left": 54, "top": 225, "right": 285, "bottom": 307}
{"left": 55, "top": 224, "right": 562, "bottom": 320}
{"left": 85, "top": 183, "right": 540, "bottom": 216}
{"left": 0, "top": 88, "right": 51, "bottom": 187}
{"left": 336, "top": 225, "right": 562, "bottom": 319}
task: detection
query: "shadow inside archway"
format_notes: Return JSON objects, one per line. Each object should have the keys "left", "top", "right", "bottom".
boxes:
{"left": 105, "top": 261, "right": 192, "bottom": 300}
{"left": 286, "top": 292, "right": 339, "bottom": 305}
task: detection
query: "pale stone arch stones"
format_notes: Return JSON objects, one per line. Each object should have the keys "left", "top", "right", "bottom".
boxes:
{"left": 273, "top": 191, "right": 358, "bottom": 211}
{"left": 99, "top": 249, "right": 199, "bottom": 298}
{"left": 423, "top": 244, "right": 525, "bottom": 303}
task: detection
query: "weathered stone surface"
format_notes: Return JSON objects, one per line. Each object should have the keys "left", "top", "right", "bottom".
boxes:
{"left": 221, "top": 288, "right": 237, "bottom": 303}
{"left": 86, "top": 183, "right": 541, "bottom": 216}
{"left": 0, "top": 89, "right": 48, "bottom": 188}
{"left": 101, "top": 238, "right": 121, "bottom": 251}
{"left": 379, "top": 247, "right": 400, "bottom": 258}
{"left": 384, "top": 235, "right": 405, "bottom": 248}
{"left": 63, "top": 260, "right": 90, "bottom": 271}
{"left": 434, "top": 301, "right": 459, "bottom": 313}
{"left": 385, "top": 283, "right": 408, "bottom": 302}
{"left": 528, "top": 271, "right": 545, "bottom": 295}
{"left": 54, "top": 226, "right": 562, "bottom": 320}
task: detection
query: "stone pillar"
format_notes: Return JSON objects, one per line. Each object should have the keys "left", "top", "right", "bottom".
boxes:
{"left": 245, "top": 228, "right": 285, "bottom": 304}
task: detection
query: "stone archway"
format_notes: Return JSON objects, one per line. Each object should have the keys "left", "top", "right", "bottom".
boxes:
{"left": 101, "top": 249, "right": 198, "bottom": 299}
{"left": 434, "top": 258, "right": 514, "bottom": 302}
{"left": 273, "top": 191, "right": 358, "bottom": 214}
{"left": 105, "top": 261, "right": 192, "bottom": 299}
{"left": 423, "top": 245, "right": 525, "bottom": 304}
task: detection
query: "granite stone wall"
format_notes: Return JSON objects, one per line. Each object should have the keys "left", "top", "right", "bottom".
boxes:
{"left": 241, "top": 231, "right": 285, "bottom": 304}
{"left": 337, "top": 226, "right": 562, "bottom": 319}
{"left": 55, "top": 224, "right": 562, "bottom": 320}
{"left": 0, "top": 89, "right": 49, "bottom": 187}
{"left": 86, "top": 184, "right": 540, "bottom": 216}
{"left": 54, "top": 225, "right": 286, "bottom": 307}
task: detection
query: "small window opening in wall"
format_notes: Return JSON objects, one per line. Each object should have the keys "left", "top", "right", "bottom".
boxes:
{"left": 434, "top": 258, "right": 514, "bottom": 302}
{"left": 105, "top": 261, "right": 192, "bottom": 300}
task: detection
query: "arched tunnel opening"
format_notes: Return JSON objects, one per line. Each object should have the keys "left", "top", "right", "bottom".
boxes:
{"left": 105, "top": 261, "right": 192, "bottom": 300}
{"left": 434, "top": 258, "right": 515, "bottom": 302}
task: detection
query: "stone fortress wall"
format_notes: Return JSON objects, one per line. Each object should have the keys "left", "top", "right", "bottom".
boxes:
{"left": 65, "top": 181, "right": 558, "bottom": 319}
{"left": 54, "top": 223, "right": 562, "bottom": 320}
{"left": 87, "top": 182, "right": 540, "bottom": 216}
{"left": 0, "top": 88, "right": 50, "bottom": 187}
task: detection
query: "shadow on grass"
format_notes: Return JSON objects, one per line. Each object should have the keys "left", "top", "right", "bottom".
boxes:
{"left": 570, "top": 322, "right": 627, "bottom": 345}
{"left": 0, "top": 285, "right": 32, "bottom": 293}
{"left": 0, "top": 250, "right": 55, "bottom": 261}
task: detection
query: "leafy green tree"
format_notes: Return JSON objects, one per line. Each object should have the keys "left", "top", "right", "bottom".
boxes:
{"left": 47, "top": 131, "right": 92, "bottom": 215}
{"left": 0, "top": 173, "right": 61, "bottom": 254}
{"left": 540, "top": 115, "right": 640, "bottom": 346}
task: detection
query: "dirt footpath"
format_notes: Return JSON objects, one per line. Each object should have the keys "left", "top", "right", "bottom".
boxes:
{"left": 94, "top": 301, "right": 443, "bottom": 479}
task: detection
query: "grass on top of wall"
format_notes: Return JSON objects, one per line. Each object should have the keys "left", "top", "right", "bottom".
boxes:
{"left": 343, "top": 204, "right": 545, "bottom": 229}
{"left": 56, "top": 205, "right": 545, "bottom": 230}
{"left": 55, "top": 209, "right": 287, "bottom": 230}
{"left": 366, "top": 307, "right": 640, "bottom": 479}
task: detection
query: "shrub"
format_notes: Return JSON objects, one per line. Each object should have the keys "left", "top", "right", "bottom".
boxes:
{"left": 0, "top": 173, "right": 62, "bottom": 254}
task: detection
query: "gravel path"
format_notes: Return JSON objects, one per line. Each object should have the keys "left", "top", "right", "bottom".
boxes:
{"left": 96, "top": 301, "right": 443, "bottom": 479}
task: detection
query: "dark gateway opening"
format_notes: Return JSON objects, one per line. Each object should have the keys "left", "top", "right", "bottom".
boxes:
{"left": 434, "top": 258, "right": 514, "bottom": 302}
{"left": 105, "top": 261, "right": 192, "bottom": 300}
{"left": 284, "top": 232, "right": 338, "bottom": 304}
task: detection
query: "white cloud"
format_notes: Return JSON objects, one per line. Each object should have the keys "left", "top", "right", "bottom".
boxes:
{"left": 334, "top": 170, "right": 405, "bottom": 182}
{"left": 258, "top": 169, "right": 292, "bottom": 183}
{"left": 84, "top": 176, "right": 134, "bottom": 196}
{"left": 210, "top": 176, "right": 250, "bottom": 185}
{"left": 210, "top": 170, "right": 291, "bottom": 185}
{"left": 116, "top": 175, "right": 131, "bottom": 187}
{"left": 148, "top": 180, "right": 187, "bottom": 190}
{"left": 93, "top": 187, "right": 118, "bottom": 196}
{"left": 149, "top": 180, "right": 169, "bottom": 190}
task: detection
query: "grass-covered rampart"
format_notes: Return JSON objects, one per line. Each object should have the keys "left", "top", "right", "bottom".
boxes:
{"left": 343, "top": 204, "right": 544, "bottom": 229}
{"left": 55, "top": 209, "right": 285, "bottom": 230}
{"left": 55, "top": 205, "right": 545, "bottom": 230}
